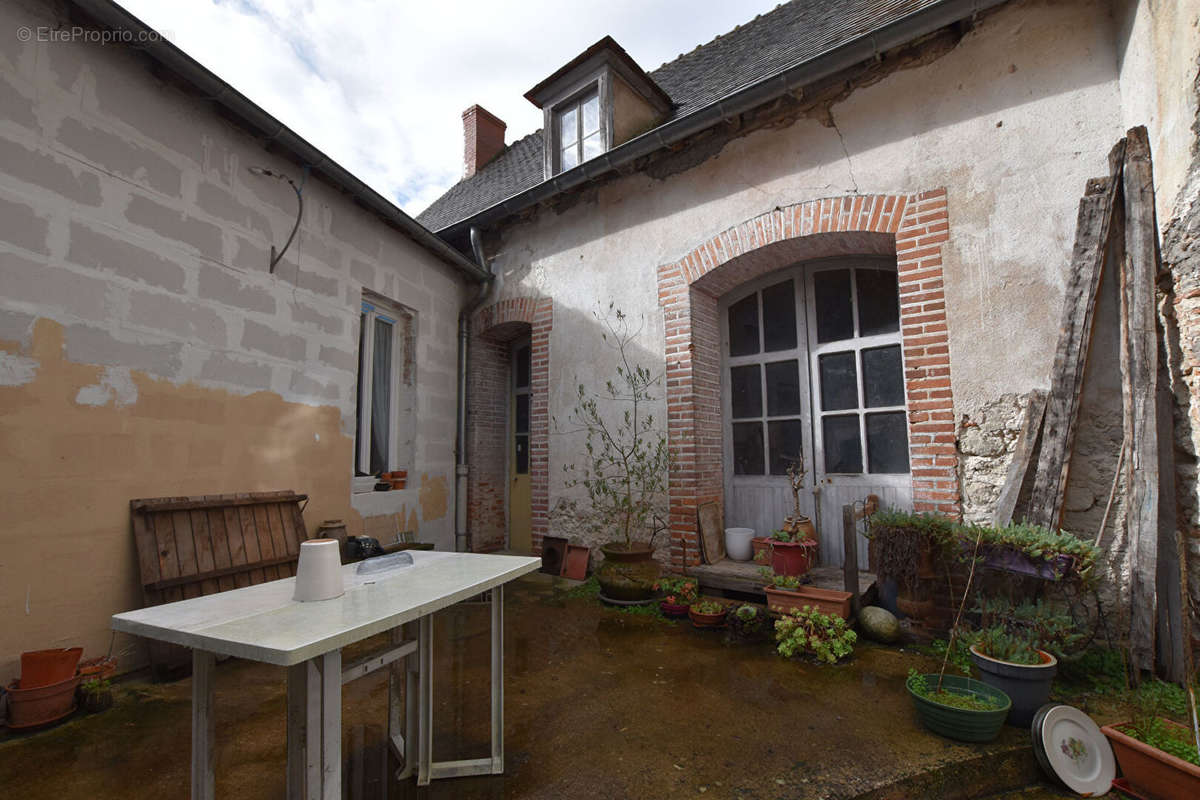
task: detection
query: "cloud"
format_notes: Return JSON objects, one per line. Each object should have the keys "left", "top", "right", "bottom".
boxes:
{"left": 118, "top": 0, "right": 781, "bottom": 216}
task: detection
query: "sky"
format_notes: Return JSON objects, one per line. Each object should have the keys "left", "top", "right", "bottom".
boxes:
{"left": 119, "top": 0, "right": 783, "bottom": 217}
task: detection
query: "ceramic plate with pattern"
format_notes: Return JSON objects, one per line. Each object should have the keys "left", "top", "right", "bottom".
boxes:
{"left": 1030, "top": 702, "right": 1065, "bottom": 785}
{"left": 1040, "top": 705, "right": 1115, "bottom": 796}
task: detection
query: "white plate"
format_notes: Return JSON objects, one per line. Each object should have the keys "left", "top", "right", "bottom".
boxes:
{"left": 1040, "top": 705, "right": 1115, "bottom": 796}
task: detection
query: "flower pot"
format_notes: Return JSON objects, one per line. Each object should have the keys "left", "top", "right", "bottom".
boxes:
{"left": 770, "top": 539, "right": 818, "bottom": 576}
{"left": 595, "top": 543, "right": 660, "bottom": 603}
{"left": 81, "top": 687, "right": 114, "bottom": 713}
{"left": 1101, "top": 719, "right": 1200, "bottom": 800}
{"left": 19, "top": 647, "right": 83, "bottom": 689}
{"left": 5, "top": 675, "right": 81, "bottom": 729}
{"left": 659, "top": 601, "right": 689, "bottom": 618}
{"left": 77, "top": 656, "right": 118, "bottom": 681}
{"left": 969, "top": 645, "right": 1057, "bottom": 727}
{"left": 764, "top": 586, "right": 852, "bottom": 619}
{"left": 724, "top": 528, "right": 755, "bottom": 561}
{"left": 751, "top": 537, "right": 773, "bottom": 563}
{"left": 981, "top": 545, "right": 1076, "bottom": 581}
{"left": 688, "top": 606, "right": 727, "bottom": 628}
{"left": 907, "top": 673, "right": 1010, "bottom": 742}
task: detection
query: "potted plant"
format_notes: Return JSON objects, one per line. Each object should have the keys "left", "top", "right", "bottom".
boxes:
{"left": 965, "top": 598, "right": 1081, "bottom": 727}
{"left": 906, "top": 669, "right": 1011, "bottom": 742}
{"left": 761, "top": 568, "right": 852, "bottom": 619}
{"left": 866, "top": 510, "right": 959, "bottom": 620}
{"left": 974, "top": 522, "right": 1098, "bottom": 583}
{"left": 1101, "top": 713, "right": 1200, "bottom": 798}
{"left": 769, "top": 460, "right": 818, "bottom": 576}
{"left": 557, "top": 304, "right": 672, "bottom": 604}
{"left": 728, "top": 604, "right": 770, "bottom": 640}
{"left": 773, "top": 606, "right": 856, "bottom": 663}
{"left": 688, "top": 599, "right": 728, "bottom": 628}
{"left": 80, "top": 678, "right": 113, "bottom": 713}
{"left": 654, "top": 575, "right": 698, "bottom": 618}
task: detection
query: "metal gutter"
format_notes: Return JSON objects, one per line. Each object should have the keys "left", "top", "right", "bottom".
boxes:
{"left": 66, "top": 0, "right": 490, "bottom": 284}
{"left": 436, "top": 0, "right": 1008, "bottom": 238}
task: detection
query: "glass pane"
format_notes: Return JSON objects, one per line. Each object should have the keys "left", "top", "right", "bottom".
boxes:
{"left": 732, "top": 422, "right": 764, "bottom": 475}
{"left": 862, "top": 345, "right": 904, "bottom": 408}
{"left": 867, "top": 412, "right": 909, "bottom": 473}
{"left": 729, "top": 364, "right": 762, "bottom": 419}
{"left": 768, "top": 420, "right": 803, "bottom": 476}
{"left": 581, "top": 131, "right": 602, "bottom": 160}
{"left": 822, "top": 414, "right": 862, "bottom": 473}
{"left": 515, "top": 394, "right": 530, "bottom": 434}
{"left": 559, "top": 106, "right": 577, "bottom": 148}
{"left": 856, "top": 268, "right": 900, "bottom": 336}
{"left": 370, "top": 318, "right": 393, "bottom": 474}
{"left": 761, "top": 279, "right": 797, "bottom": 352}
{"left": 727, "top": 293, "right": 759, "bottom": 356}
{"left": 765, "top": 360, "right": 801, "bottom": 416}
{"left": 813, "top": 269, "right": 854, "bottom": 343}
{"left": 515, "top": 434, "right": 529, "bottom": 474}
{"left": 515, "top": 344, "right": 531, "bottom": 388}
{"left": 560, "top": 145, "right": 578, "bottom": 171}
{"left": 581, "top": 93, "right": 600, "bottom": 134}
{"left": 819, "top": 351, "right": 857, "bottom": 411}
{"left": 354, "top": 311, "right": 366, "bottom": 474}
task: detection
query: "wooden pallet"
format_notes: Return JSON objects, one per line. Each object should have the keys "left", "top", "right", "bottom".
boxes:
{"left": 129, "top": 491, "right": 310, "bottom": 678}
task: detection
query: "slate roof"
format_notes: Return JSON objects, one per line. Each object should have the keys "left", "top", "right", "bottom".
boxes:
{"left": 417, "top": 0, "right": 947, "bottom": 232}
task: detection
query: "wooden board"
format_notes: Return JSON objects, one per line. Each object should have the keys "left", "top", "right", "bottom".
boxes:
{"left": 130, "top": 490, "right": 311, "bottom": 678}
{"left": 1121, "top": 127, "right": 1160, "bottom": 673}
{"left": 697, "top": 501, "right": 724, "bottom": 565}
{"left": 992, "top": 390, "right": 1048, "bottom": 526}
{"left": 1026, "top": 156, "right": 1123, "bottom": 529}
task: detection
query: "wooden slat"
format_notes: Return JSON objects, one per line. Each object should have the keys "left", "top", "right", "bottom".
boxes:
{"left": 223, "top": 505, "right": 251, "bottom": 589}
{"left": 171, "top": 507, "right": 200, "bottom": 599}
{"left": 238, "top": 497, "right": 268, "bottom": 583}
{"left": 992, "top": 390, "right": 1048, "bottom": 526}
{"left": 253, "top": 503, "right": 280, "bottom": 580}
{"left": 204, "top": 498, "right": 234, "bottom": 593}
{"left": 146, "top": 554, "right": 301, "bottom": 591}
{"left": 1027, "top": 159, "right": 1123, "bottom": 529}
{"left": 130, "top": 493, "right": 307, "bottom": 513}
{"left": 1122, "top": 126, "right": 1160, "bottom": 673}
{"left": 190, "top": 509, "right": 220, "bottom": 596}
{"left": 267, "top": 503, "right": 293, "bottom": 577}
{"left": 154, "top": 509, "right": 183, "bottom": 604}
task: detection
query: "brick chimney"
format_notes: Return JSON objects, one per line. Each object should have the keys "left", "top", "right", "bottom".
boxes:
{"left": 462, "top": 105, "right": 506, "bottom": 178}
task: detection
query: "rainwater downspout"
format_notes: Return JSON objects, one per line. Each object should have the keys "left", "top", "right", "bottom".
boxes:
{"left": 455, "top": 226, "right": 496, "bottom": 552}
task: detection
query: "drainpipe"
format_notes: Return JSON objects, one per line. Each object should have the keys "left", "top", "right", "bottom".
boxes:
{"left": 455, "top": 226, "right": 496, "bottom": 552}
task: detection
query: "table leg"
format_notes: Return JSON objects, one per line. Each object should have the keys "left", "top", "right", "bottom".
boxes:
{"left": 491, "top": 585, "right": 504, "bottom": 774}
{"left": 192, "top": 650, "right": 216, "bottom": 800}
{"left": 286, "top": 663, "right": 307, "bottom": 798}
{"left": 305, "top": 661, "right": 322, "bottom": 798}
{"left": 320, "top": 650, "right": 341, "bottom": 800}
{"left": 417, "top": 613, "right": 433, "bottom": 786}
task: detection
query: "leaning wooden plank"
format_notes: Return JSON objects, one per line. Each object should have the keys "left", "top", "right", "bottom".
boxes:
{"left": 237, "top": 496, "right": 269, "bottom": 583}
{"left": 190, "top": 509, "right": 220, "bottom": 596}
{"left": 1027, "top": 160, "right": 1123, "bottom": 529}
{"left": 992, "top": 390, "right": 1048, "bottom": 526}
{"left": 204, "top": 497, "right": 235, "bottom": 593}
{"left": 145, "top": 554, "right": 301, "bottom": 591}
{"left": 130, "top": 503, "right": 162, "bottom": 598}
{"left": 1155, "top": 375, "right": 1186, "bottom": 682}
{"left": 252, "top": 503, "right": 280, "bottom": 580}
{"left": 130, "top": 493, "right": 307, "bottom": 513}
{"left": 1122, "top": 125, "right": 1160, "bottom": 673}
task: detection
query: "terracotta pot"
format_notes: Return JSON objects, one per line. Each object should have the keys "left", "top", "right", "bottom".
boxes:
{"left": 595, "top": 543, "right": 660, "bottom": 602}
{"left": 751, "top": 537, "right": 773, "bottom": 563}
{"left": 1102, "top": 719, "right": 1200, "bottom": 800}
{"left": 5, "top": 675, "right": 80, "bottom": 728}
{"left": 770, "top": 539, "right": 818, "bottom": 577}
{"left": 688, "top": 606, "right": 727, "bottom": 628}
{"left": 764, "top": 586, "right": 852, "bottom": 619}
{"left": 77, "top": 656, "right": 118, "bottom": 681}
{"left": 19, "top": 647, "right": 83, "bottom": 689}
{"left": 659, "top": 601, "right": 689, "bottom": 618}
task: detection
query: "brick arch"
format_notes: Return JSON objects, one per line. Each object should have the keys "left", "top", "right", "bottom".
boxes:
{"left": 656, "top": 191, "right": 956, "bottom": 568}
{"left": 467, "top": 296, "right": 552, "bottom": 553}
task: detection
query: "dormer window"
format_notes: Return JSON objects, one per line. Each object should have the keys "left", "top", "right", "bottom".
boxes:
{"left": 557, "top": 91, "right": 602, "bottom": 172}
{"left": 526, "top": 36, "right": 672, "bottom": 179}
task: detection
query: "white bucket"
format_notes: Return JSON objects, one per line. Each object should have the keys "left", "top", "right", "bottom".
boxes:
{"left": 724, "top": 527, "right": 755, "bottom": 562}
{"left": 293, "top": 538, "right": 345, "bottom": 601}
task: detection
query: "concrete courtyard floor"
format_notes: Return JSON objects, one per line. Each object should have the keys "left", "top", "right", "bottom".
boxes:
{"left": 1, "top": 572, "right": 1083, "bottom": 799}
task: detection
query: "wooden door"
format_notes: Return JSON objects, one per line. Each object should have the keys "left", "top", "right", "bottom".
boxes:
{"left": 509, "top": 340, "right": 532, "bottom": 553}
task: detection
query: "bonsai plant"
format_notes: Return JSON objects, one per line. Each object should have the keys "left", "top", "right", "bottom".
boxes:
{"left": 557, "top": 303, "right": 671, "bottom": 603}
{"left": 769, "top": 460, "right": 818, "bottom": 576}
{"left": 688, "top": 599, "right": 728, "bottom": 628}
{"left": 654, "top": 575, "right": 698, "bottom": 617}
{"left": 906, "top": 668, "right": 1011, "bottom": 742}
{"left": 773, "top": 606, "right": 856, "bottom": 664}
{"left": 964, "top": 597, "right": 1083, "bottom": 727}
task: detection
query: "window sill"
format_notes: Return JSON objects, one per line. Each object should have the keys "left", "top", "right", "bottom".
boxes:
{"left": 352, "top": 476, "right": 379, "bottom": 495}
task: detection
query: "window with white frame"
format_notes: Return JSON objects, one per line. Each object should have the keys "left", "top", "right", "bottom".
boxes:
{"left": 354, "top": 294, "right": 415, "bottom": 482}
{"left": 554, "top": 90, "right": 602, "bottom": 173}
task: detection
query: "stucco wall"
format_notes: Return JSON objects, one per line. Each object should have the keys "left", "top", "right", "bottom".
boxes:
{"left": 0, "top": 0, "right": 466, "bottom": 682}
{"left": 481, "top": 0, "right": 1127, "bottom": 555}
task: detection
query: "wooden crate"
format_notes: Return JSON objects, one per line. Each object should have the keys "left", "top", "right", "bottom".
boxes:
{"left": 130, "top": 491, "right": 310, "bottom": 679}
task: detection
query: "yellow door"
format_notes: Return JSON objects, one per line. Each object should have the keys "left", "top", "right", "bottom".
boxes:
{"left": 510, "top": 341, "right": 532, "bottom": 553}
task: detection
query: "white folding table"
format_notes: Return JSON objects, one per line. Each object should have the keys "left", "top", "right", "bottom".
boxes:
{"left": 111, "top": 550, "right": 541, "bottom": 799}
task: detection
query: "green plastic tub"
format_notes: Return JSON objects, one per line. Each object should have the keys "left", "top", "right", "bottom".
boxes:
{"left": 907, "top": 673, "right": 1011, "bottom": 742}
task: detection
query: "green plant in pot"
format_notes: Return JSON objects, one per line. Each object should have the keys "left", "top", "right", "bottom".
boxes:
{"left": 768, "top": 460, "right": 818, "bottom": 576}
{"left": 773, "top": 606, "right": 856, "bottom": 664}
{"left": 80, "top": 677, "right": 113, "bottom": 713}
{"left": 906, "top": 668, "right": 1011, "bottom": 742}
{"left": 1101, "top": 689, "right": 1200, "bottom": 798}
{"left": 964, "top": 597, "right": 1082, "bottom": 728}
{"left": 688, "top": 599, "right": 728, "bottom": 628}
{"left": 557, "top": 304, "right": 671, "bottom": 604}
{"left": 728, "top": 604, "right": 769, "bottom": 640}
{"left": 654, "top": 575, "right": 698, "bottom": 617}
